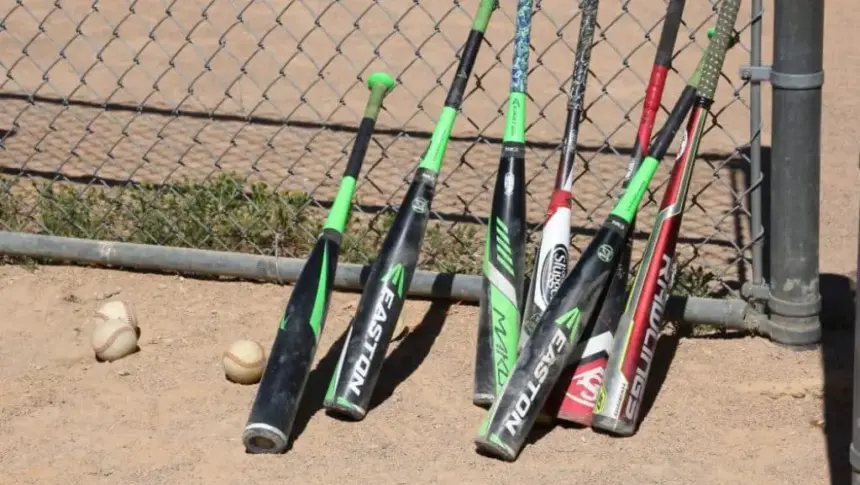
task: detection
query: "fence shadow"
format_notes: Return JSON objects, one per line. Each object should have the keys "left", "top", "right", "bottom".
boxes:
{"left": 0, "top": 92, "right": 752, "bottom": 160}
{"left": 819, "top": 272, "right": 855, "bottom": 485}
{"left": 0, "top": 94, "right": 757, "bottom": 294}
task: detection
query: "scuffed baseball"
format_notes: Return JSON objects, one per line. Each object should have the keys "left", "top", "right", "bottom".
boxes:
{"left": 223, "top": 340, "right": 266, "bottom": 385}
{"left": 95, "top": 300, "right": 138, "bottom": 330}
{"left": 91, "top": 317, "right": 139, "bottom": 362}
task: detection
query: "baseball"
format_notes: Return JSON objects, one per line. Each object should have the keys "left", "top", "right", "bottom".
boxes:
{"left": 95, "top": 300, "right": 138, "bottom": 331}
{"left": 223, "top": 340, "right": 266, "bottom": 385}
{"left": 91, "top": 317, "right": 139, "bottom": 362}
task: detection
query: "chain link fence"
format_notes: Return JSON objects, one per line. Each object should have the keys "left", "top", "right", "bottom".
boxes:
{"left": 0, "top": 0, "right": 759, "bottom": 297}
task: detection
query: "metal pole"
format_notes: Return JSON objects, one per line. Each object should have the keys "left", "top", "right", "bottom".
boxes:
{"left": 766, "top": 0, "right": 824, "bottom": 346}
{"left": 852, "top": 206, "right": 860, "bottom": 485}
{"left": 747, "top": 0, "right": 765, "bottom": 312}
{"left": 0, "top": 231, "right": 750, "bottom": 328}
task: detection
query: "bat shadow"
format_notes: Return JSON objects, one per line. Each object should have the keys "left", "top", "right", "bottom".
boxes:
{"left": 285, "top": 327, "right": 350, "bottom": 449}
{"left": 368, "top": 299, "right": 452, "bottom": 412}
{"left": 635, "top": 327, "right": 682, "bottom": 425}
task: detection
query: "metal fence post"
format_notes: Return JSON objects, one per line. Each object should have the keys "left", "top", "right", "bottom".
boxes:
{"left": 766, "top": 0, "right": 825, "bottom": 346}
{"left": 740, "top": 0, "right": 766, "bottom": 312}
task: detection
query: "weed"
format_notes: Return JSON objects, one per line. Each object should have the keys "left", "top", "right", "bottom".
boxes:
{"left": 0, "top": 173, "right": 718, "bottom": 299}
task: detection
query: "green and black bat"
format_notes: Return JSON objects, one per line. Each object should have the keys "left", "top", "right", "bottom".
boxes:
{"left": 242, "top": 72, "right": 396, "bottom": 454}
{"left": 323, "top": 0, "right": 498, "bottom": 421}
{"left": 473, "top": 0, "right": 534, "bottom": 408}
{"left": 474, "top": 2, "right": 739, "bottom": 459}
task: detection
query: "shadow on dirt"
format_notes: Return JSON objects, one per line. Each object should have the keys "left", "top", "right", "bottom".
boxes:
{"left": 637, "top": 328, "right": 683, "bottom": 424}
{"left": 370, "top": 299, "right": 452, "bottom": 412}
{"left": 286, "top": 327, "right": 350, "bottom": 450}
{"left": 818, "top": 272, "right": 855, "bottom": 485}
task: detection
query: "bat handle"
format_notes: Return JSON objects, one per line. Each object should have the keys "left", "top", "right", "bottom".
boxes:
{"left": 364, "top": 72, "right": 396, "bottom": 121}
{"left": 706, "top": 27, "right": 740, "bottom": 49}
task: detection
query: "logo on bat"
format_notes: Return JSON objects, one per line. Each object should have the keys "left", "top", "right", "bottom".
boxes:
{"left": 566, "top": 364, "right": 604, "bottom": 407}
{"left": 346, "top": 264, "right": 405, "bottom": 397}
{"left": 503, "top": 172, "right": 515, "bottom": 196}
{"left": 625, "top": 253, "right": 674, "bottom": 421}
{"left": 540, "top": 244, "right": 568, "bottom": 303}
{"left": 594, "top": 385, "right": 607, "bottom": 414}
{"left": 597, "top": 244, "right": 614, "bottom": 263}
{"left": 412, "top": 197, "right": 429, "bottom": 214}
{"left": 502, "top": 327, "right": 568, "bottom": 436}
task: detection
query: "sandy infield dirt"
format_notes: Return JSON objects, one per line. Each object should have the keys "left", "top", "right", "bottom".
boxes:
{"left": 0, "top": 265, "right": 852, "bottom": 485}
{"left": 0, "top": 0, "right": 857, "bottom": 483}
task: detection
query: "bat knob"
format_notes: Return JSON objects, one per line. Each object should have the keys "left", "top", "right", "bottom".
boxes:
{"left": 367, "top": 72, "right": 396, "bottom": 93}
{"left": 243, "top": 422, "right": 289, "bottom": 454}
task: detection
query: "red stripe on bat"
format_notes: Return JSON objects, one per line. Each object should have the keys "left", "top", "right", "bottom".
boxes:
{"left": 545, "top": 189, "right": 571, "bottom": 218}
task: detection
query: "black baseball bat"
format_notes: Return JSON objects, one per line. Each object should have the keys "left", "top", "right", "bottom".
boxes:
{"left": 323, "top": 0, "right": 498, "bottom": 420}
{"left": 472, "top": 0, "right": 534, "bottom": 407}
{"left": 241, "top": 72, "right": 395, "bottom": 454}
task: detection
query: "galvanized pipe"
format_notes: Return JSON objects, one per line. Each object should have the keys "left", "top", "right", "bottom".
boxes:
{"left": 0, "top": 231, "right": 750, "bottom": 328}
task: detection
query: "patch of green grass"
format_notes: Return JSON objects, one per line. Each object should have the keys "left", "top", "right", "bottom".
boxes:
{"left": 0, "top": 173, "right": 720, "bottom": 299}
{"left": 672, "top": 264, "right": 717, "bottom": 298}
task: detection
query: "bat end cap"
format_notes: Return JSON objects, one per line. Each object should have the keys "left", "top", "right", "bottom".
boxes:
{"left": 323, "top": 399, "right": 367, "bottom": 421}
{"left": 472, "top": 393, "right": 494, "bottom": 409}
{"left": 243, "top": 423, "right": 289, "bottom": 454}
{"left": 367, "top": 72, "right": 395, "bottom": 92}
{"left": 473, "top": 436, "right": 518, "bottom": 462}
{"left": 590, "top": 415, "right": 636, "bottom": 437}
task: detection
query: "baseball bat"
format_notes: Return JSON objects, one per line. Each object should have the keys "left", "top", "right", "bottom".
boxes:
{"left": 473, "top": 0, "right": 534, "bottom": 407}
{"left": 519, "top": 0, "right": 600, "bottom": 352}
{"left": 554, "top": 0, "right": 687, "bottom": 425}
{"left": 473, "top": 12, "right": 731, "bottom": 459}
{"left": 592, "top": 0, "right": 741, "bottom": 437}
{"left": 324, "top": 0, "right": 498, "bottom": 420}
{"left": 241, "top": 72, "right": 396, "bottom": 454}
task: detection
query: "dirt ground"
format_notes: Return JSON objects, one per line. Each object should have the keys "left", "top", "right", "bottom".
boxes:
{"left": 0, "top": 265, "right": 852, "bottom": 485}
{"left": 0, "top": 0, "right": 858, "bottom": 483}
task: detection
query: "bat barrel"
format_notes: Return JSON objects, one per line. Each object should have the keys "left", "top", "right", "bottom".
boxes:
{"left": 476, "top": 221, "right": 627, "bottom": 460}
{"left": 324, "top": 172, "right": 434, "bottom": 419}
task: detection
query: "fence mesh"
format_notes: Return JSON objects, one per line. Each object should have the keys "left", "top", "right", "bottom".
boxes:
{"left": 0, "top": 0, "right": 757, "bottom": 296}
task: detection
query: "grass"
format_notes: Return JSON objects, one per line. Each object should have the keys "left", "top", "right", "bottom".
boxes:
{"left": 0, "top": 173, "right": 719, "bottom": 298}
